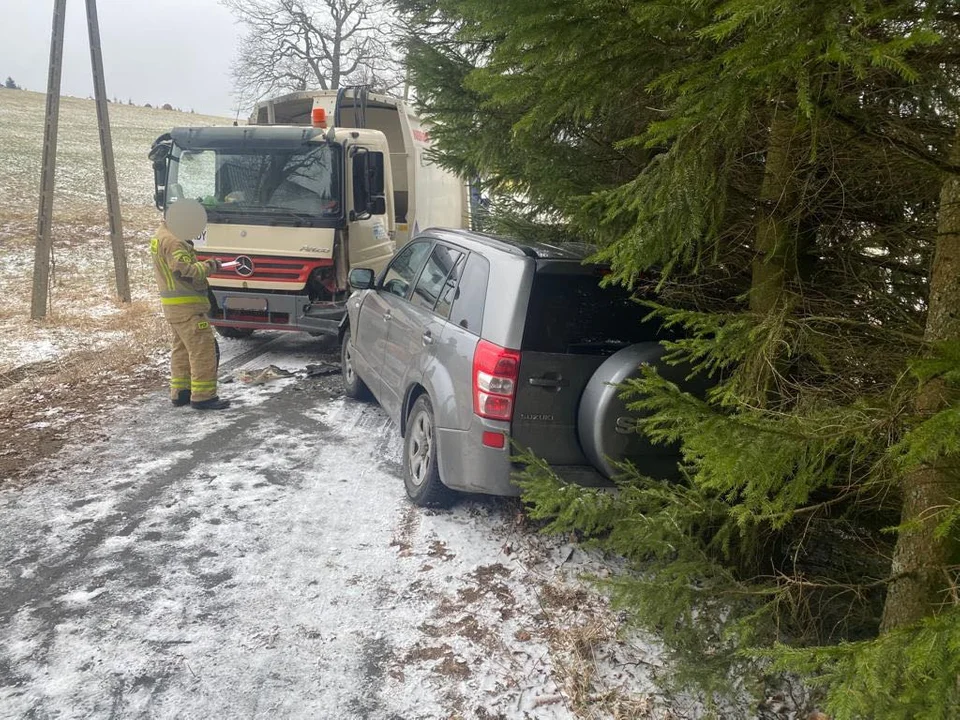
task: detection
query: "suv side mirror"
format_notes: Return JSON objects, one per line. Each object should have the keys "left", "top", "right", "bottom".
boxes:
{"left": 349, "top": 267, "right": 375, "bottom": 290}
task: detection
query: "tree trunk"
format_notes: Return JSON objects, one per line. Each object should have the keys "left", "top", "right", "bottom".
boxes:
{"left": 881, "top": 127, "right": 960, "bottom": 632}
{"left": 746, "top": 103, "right": 801, "bottom": 404}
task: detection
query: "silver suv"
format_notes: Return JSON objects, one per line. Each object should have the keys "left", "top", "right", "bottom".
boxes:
{"left": 341, "top": 229, "right": 686, "bottom": 506}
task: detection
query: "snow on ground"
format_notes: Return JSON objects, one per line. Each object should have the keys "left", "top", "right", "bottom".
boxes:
{"left": 0, "top": 334, "right": 710, "bottom": 719}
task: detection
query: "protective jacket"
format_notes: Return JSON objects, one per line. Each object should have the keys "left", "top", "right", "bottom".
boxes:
{"left": 150, "top": 223, "right": 216, "bottom": 311}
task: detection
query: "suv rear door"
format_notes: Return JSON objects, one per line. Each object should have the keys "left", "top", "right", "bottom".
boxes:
{"left": 511, "top": 263, "right": 663, "bottom": 465}
{"left": 380, "top": 241, "right": 465, "bottom": 421}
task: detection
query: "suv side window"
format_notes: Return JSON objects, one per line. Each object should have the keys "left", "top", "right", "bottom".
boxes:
{"left": 448, "top": 253, "right": 489, "bottom": 335}
{"left": 412, "top": 244, "right": 465, "bottom": 312}
{"left": 380, "top": 240, "right": 432, "bottom": 299}
{"left": 434, "top": 253, "right": 466, "bottom": 319}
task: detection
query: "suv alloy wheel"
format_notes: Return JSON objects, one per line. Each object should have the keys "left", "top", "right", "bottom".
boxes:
{"left": 403, "top": 395, "right": 453, "bottom": 507}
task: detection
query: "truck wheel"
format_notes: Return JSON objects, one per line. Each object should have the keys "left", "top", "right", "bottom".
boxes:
{"left": 341, "top": 328, "right": 372, "bottom": 400}
{"left": 215, "top": 326, "right": 254, "bottom": 339}
{"left": 403, "top": 395, "right": 454, "bottom": 508}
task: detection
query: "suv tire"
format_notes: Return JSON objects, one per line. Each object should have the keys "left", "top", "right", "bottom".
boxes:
{"left": 403, "top": 395, "right": 454, "bottom": 507}
{"left": 341, "top": 327, "right": 372, "bottom": 400}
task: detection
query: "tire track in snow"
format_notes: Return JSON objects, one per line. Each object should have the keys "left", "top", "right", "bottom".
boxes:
{"left": 0, "top": 336, "right": 344, "bottom": 704}
{"left": 0, "top": 389, "right": 297, "bottom": 626}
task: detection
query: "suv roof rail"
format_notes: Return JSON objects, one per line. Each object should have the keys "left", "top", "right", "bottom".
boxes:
{"left": 422, "top": 228, "right": 594, "bottom": 261}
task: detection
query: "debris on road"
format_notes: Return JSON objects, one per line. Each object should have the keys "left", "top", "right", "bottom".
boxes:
{"left": 302, "top": 361, "right": 341, "bottom": 377}
{"left": 234, "top": 364, "right": 296, "bottom": 384}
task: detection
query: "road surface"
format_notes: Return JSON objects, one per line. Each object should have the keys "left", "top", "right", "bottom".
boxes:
{"left": 0, "top": 333, "right": 665, "bottom": 720}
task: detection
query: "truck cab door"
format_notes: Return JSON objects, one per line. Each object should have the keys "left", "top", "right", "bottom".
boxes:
{"left": 346, "top": 142, "right": 395, "bottom": 273}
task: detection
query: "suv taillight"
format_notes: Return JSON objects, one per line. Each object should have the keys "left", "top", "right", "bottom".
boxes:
{"left": 473, "top": 340, "right": 521, "bottom": 421}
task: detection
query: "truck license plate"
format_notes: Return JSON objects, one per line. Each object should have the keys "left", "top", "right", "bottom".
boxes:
{"left": 224, "top": 296, "right": 268, "bottom": 312}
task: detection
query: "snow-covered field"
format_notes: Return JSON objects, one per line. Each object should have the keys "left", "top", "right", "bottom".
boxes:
{"left": 0, "top": 90, "right": 228, "bottom": 221}
{"left": 0, "top": 89, "right": 229, "bottom": 373}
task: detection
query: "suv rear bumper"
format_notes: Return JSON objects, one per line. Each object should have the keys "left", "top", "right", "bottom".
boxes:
{"left": 436, "top": 421, "right": 611, "bottom": 497}
{"left": 209, "top": 290, "right": 344, "bottom": 336}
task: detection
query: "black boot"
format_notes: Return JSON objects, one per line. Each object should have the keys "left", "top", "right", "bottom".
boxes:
{"left": 191, "top": 396, "right": 231, "bottom": 411}
{"left": 171, "top": 389, "right": 191, "bottom": 407}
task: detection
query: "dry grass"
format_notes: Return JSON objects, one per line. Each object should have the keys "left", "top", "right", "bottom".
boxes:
{"left": 0, "top": 297, "right": 168, "bottom": 485}
{"left": 0, "top": 211, "right": 173, "bottom": 485}
{"left": 533, "top": 580, "right": 666, "bottom": 720}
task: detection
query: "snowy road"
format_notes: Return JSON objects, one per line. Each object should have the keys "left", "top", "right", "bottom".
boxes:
{"left": 0, "top": 334, "right": 665, "bottom": 720}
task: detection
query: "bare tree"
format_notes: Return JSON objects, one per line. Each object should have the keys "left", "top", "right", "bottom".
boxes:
{"left": 221, "top": 0, "right": 401, "bottom": 107}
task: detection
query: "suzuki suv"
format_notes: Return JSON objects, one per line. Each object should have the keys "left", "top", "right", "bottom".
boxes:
{"left": 341, "top": 228, "right": 687, "bottom": 506}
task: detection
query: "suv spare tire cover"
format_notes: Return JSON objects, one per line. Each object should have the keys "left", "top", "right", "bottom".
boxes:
{"left": 578, "top": 342, "right": 695, "bottom": 480}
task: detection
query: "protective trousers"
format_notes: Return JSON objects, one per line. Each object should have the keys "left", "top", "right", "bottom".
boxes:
{"left": 165, "top": 303, "right": 219, "bottom": 403}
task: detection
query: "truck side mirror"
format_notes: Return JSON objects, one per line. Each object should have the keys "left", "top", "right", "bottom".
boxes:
{"left": 351, "top": 149, "right": 386, "bottom": 220}
{"left": 367, "top": 152, "right": 384, "bottom": 197}
{"left": 151, "top": 157, "right": 167, "bottom": 210}
{"left": 149, "top": 134, "right": 173, "bottom": 211}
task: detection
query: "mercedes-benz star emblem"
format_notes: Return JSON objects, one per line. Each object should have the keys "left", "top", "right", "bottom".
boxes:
{"left": 235, "top": 255, "right": 255, "bottom": 277}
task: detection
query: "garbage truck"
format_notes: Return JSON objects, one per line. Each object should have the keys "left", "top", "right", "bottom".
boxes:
{"left": 149, "top": 87, "right": 467, "bottom": 338}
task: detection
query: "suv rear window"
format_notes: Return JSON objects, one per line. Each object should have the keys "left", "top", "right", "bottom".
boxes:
{"left": 521, "top": 270, "right": 663, "bottom": 354}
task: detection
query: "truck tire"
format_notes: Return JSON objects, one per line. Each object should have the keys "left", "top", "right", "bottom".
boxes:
{"left": 215, "top": 326, "right": 254, "bottom": 339}
{"left": 403, "top": 395, "right": 454, "bottom": 508}
{"left": 578, "top": 343, "right": 704, "bottom": 480}
{"left": 340, "top": 327, "right": 372, "bottom": 401}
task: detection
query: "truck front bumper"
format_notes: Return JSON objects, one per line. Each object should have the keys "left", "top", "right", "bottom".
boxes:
{"left": 209, "top": 290, "right": 345, "bottom": 336}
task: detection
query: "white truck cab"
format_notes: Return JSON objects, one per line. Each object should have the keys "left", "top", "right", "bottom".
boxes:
{"left": 149, "top": 87, "right": 466, "bottom": 338}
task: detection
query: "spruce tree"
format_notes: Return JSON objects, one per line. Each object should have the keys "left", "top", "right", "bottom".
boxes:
{"left": 397, "top": 0, "right": 960, "bottom": 714}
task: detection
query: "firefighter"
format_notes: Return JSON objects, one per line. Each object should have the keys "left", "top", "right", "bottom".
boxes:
{"left": 151, "top": 199, "right": 230, "bottom": 410}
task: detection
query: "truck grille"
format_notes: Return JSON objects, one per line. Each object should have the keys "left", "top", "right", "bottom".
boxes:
{"left": 199, "top": 255, "right": 332, "bottom": 284}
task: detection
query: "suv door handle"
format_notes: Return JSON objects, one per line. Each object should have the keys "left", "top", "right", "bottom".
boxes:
{"left": 529, "top": 376, "right": 568, "bottom": 389}
{"left": 422, "top": 330, "right": 434, "bottom": 346}
{"left": 382, "top": 310, "right": 392, "bottom": 322}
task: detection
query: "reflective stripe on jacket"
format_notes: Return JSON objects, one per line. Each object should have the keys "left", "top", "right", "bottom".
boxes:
{"left": 150, "top": 224, "right": 214, "bottom": 307}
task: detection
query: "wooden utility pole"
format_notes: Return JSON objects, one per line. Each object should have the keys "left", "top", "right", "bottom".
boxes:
{"left": 31, "top": 0, "right": 131, "bottom": 319}
{"left": 31, "top": 0, "right": 68, "bottom": 320}
{"left": 85, "top": 0, "right": 130, "bottom": 302}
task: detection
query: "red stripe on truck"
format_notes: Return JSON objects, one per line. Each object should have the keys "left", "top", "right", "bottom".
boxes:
{"left": 198, "top": 255, "right": 333, "bottom": 284}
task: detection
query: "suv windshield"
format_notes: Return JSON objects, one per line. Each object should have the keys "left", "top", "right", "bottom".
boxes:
{"left": 168, "top": 143, "right": 342, "bottom": 226}
{"left": 521, "top": 270, "right": 665, "bottom": 354}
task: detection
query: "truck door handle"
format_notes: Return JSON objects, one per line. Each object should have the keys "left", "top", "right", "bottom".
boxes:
{"left": 422, "top": 330, "right": 434, "bottom": 346}
{"left": 382, "top": 310, "right": 392, "bottom": 322}
{"left": 529, "top": 376, "right": 568, "bottom": 389}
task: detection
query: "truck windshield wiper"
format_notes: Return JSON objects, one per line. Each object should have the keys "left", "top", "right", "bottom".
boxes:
{"left": 259, "top": 205, "right": 340, "bottom": 220}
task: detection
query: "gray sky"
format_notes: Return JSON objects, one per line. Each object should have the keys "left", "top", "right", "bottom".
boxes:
{"left": 1, "top": 0, "right": 242, "bottom": 118}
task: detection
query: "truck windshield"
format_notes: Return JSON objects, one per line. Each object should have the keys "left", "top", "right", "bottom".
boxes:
{"left": 168, "top": 143, "right": 341, "bottom": 225}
